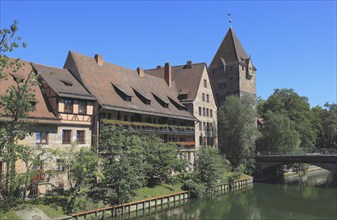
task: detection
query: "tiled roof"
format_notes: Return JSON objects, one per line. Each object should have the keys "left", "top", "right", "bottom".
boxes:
{"left": 32, "top": 63, "right": 96, "bottom": 101}
{"left": 64, "top": 51, "right": 195, "bottom": 121}
{"left": 210, "top": 28, "right": 249, "bottom": 67}
{"left": 145, "top": 63, "right": 206, "bottom": 102}
{"left": 0, "top": 60, "right": 58, "bottom": 121}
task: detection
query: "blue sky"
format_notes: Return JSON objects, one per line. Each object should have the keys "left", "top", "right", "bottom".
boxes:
{"left": 1, "top": 1, "right": 336, "bottom": 107}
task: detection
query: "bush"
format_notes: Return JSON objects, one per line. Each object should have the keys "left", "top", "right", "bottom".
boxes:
{"left": 182, "top": 179, "right": 206, "bottom": 198}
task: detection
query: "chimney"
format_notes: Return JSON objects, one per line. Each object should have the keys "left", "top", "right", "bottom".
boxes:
{"left": 164, "top": 62, "right": 172, "bottom": 88}
{"left": 186, "top": 60, "right": 193, "bottom": 69}
{"left": 94, "top": 54, "right": 103, "bottom": 67}
{"left": 157, "top": 65, "right": 162, "bottom": 69}
{"left": 137, "top": 67, "right": 144, "bottom": 77}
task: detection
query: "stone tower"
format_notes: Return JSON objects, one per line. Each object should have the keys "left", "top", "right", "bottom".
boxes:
{"left": 208, "top": 28, "right": 256, "bottom": 107}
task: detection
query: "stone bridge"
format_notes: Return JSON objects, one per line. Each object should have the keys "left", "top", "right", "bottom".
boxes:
{"left": 254, "top": 150, "right": 337, "bottom": 185}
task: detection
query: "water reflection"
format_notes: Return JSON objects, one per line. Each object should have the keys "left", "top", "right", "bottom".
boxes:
{"left": 120, "top": 179, "right": 336, "bottom": 219}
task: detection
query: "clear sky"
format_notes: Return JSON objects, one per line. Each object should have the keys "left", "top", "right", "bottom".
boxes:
{"left": 1, "top": 1, "right": 336, "bottom": 107}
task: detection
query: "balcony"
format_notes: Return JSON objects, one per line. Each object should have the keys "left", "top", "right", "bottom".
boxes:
{"left": 101, "top": 119, "right": 194, "bottom": 135}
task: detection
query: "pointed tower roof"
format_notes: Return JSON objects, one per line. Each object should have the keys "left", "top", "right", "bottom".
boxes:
{"left": 210, "top": 28, "right": 249, "bottom": 67}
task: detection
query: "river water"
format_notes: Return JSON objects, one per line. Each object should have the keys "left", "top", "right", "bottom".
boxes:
{"left": 121, "top": 170, "right": 337, "bottom": 220}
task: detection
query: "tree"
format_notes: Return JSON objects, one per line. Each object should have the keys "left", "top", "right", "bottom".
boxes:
{"left": 256, "top": 111, "right": 301, "bottom": 152}
{"left": 0, "top": 20, "right": 37, "bottom": 202}
{"left": 143, "top": 135, "right": 187, "bottom": 185}
{"left": 64, "top": 147, "right": 99, "bottom": 213}
{"left": 194, "top": 147, "right": 225, "bottom": 190}
{"left": 218, "top": 95, "right": 259, "bottom": 168}
{"left": 100, "top": 126, "right": 146, "bottom": 204}
{"left": 260, "top": 89, "right": 317, "bottom": 150}
{"left": 312, "top": 103, "right": 337, "bottom": 149}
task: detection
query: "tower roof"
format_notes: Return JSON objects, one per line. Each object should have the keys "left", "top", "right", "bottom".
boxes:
{"left": 210, "top": 28, "right": 249, "bottom": 67}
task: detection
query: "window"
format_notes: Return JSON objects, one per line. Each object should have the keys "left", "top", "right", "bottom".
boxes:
{"left": 204, "top": 79, "right": 207, "bottom": 88}
{"left": 199, "top": 136, "right": 203, "bottom": 145}
{"left": 203, "top": 122, "right": 206, "bottom": 130}
{"left": 203, "top": 107, "right": 205, "bottom": 116}
{"left": 77, "top": 130, "right": 85, "bottom": 144}
{"left": 210, "top": 109, "right": 213, "bottom": 117}
{"left": 124, "top": 115, "right": 128, "bottom": 121}
{"left": 210, "top": 123, "right": 213, "bottom": 131}
{"left": 107, "top": 113, "right": 112, "bottom": 119}
{"left": 64, "top": 99, "right": 73, "bottom": 113}
{"left": 199, "top": 122, "right": 202, "bottom": 131}
{"left": 62, "top": 130, "right": 71, "bottom": 144}
{"left": 56, "top": 159, "right": 65, "bottom": 173}
{"left": 33, "top": 160, "right": 44, "bottom": 183}
{"left": 78, "top": 101, "right": 86, "bottom": 114}
{"left": 202, "top": 93, "right": 205, "bottom": 102}
{"left": 199, "top": 107, "right": 202, "bottom": 116}
{"left": 242, "top": 66, "right": 245, "bottom": 71}
{"left": 219, "top": 82, "right": 226, "bottom": 90}
{"left": 100, "top": 113, "right": 106, "bottom": 119}
{"left": 125, "top": 96, "right": 132, "bottom": 102}
{"left": 30, "top": 101, "right": 37, "bottom": 112}
{"left": 36, "top": 131, "right": 48, "bottom": 144}
{"left": 206, "top": 94, "right": 209, "bottom": 103}
{"left": 206, "top": 108, "right": 209, "bottom": 117}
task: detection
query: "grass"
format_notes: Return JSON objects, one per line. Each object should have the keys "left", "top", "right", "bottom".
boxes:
{"left": 133, "top": 181, "right": 184, "bottom": 201}
{"left": 1, "top": 211, "right": 21, "bottom": 220}
{"left": 24, "top": 196, "right": 67, "bottom": 218}
{"left": 32, "top": 203, "right": 65, "bottom": 218}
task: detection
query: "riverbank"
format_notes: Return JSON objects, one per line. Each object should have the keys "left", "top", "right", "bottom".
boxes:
{"left": 70, "top": 176, "right": 253, "bottom": 219}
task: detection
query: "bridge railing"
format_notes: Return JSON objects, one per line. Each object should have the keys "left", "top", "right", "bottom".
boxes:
{"left": 256, "top": 149, "right": 337, "bottom": 156}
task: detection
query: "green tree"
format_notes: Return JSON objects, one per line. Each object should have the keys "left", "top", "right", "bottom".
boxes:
{"left": 312, "top": 103, "right": 337, "bottom": 149}
{"left": 0, "top": 20, "right": 37, "bottom": 202}
{"left": 65, "top": 147, "right": 99, "bottom": 213}
{"left": 143, "top": 135, "right": 187, "bottom": 185}
{"left": 218, "top": 95, "right": 259, "bottom": 168}
{"left": 256, "top": 111, "right": 301, "bottom": 152}
{"left": 100, "top": 126, "right": 146, "bottom": 204}
{"left": 194, "top": 147, "right": 225, "bottom": 190}
{"left": 260, "top": 89, "right": 317, "bottom": 150}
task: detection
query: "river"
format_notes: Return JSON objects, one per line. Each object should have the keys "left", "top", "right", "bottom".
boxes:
{"left": 119, "top": 170, "right": 337, "bottom": 220}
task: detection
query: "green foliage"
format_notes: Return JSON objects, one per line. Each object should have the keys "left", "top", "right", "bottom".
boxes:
{"left": 61, "top": 147, "right": 99, "bottom": 213}
{"left": 134, "top": 181, "right": 183, "bottom": 201}
{"left": 100, "top": 126, "right": 146, "bottom": 204}
{"left": 194, "top": 147, "right": 226, "bottom": 190}
{"left": 218, "top": 95, "right": 259, "bottom": 168}
{"left": 260, "top": 89, "right": 317, "bottom": 150}
{"left": 143, "top": 135, "right": 187, "bottom": 185}
{"left": 0, "top": 20, "right": 26, "bottom": 79}
{"left": 0, "top": 210, "right": 21, "bottom": 220}
{"left": 182, "top": 179, "right": 206, "bottom": 198}
{"left": 256, "top": 110, "right": 301, "bottom": 151}
{"left": 0, "top": 20, "right": 39, "bottom": 202}
{"left": 312, "top": 103, "right": 337, "bottom": 149}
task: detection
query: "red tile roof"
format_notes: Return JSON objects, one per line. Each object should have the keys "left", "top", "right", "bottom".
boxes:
{"left": 64, "top": 51, "right": 195, "bottom": 121}
{"left": 0, "top": 60, "right": 58, "bottom": 121}
{"left": 145, "top": 63, "right": 207, "bottom": 102}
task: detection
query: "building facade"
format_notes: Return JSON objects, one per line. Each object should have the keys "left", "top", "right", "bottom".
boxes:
{"left": 208, "top": 28, "right": 256, "bottom": 107}
{"left": 145, "top": 61, "right": 218, "bottom": 152}
{"left": 63, "top": 51, "right": 197, "bottom": 164}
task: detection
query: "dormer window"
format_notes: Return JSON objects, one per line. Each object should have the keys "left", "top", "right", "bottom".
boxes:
{"left": 60, "top": 80, "right": 73, "bottom": 86}
{"left": 112, "top": 84, "right": 132, "bottom": 102}
{"left": 153, "top": 94, "right": 169, "bottom": 108}
{"left": 178, "top": 94, "right": 187, "bottom": 100}
{"left": 11, "top": 74, "right": 24, "bottom": 83}
{"left": 30, "top": 101, "right": 37, "bottom": 112}
{"left": 133, "top": 89, "right": 151, "bottom": 105}
{"left": 168, "top": 97, "right": 185, "bottom": 111}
